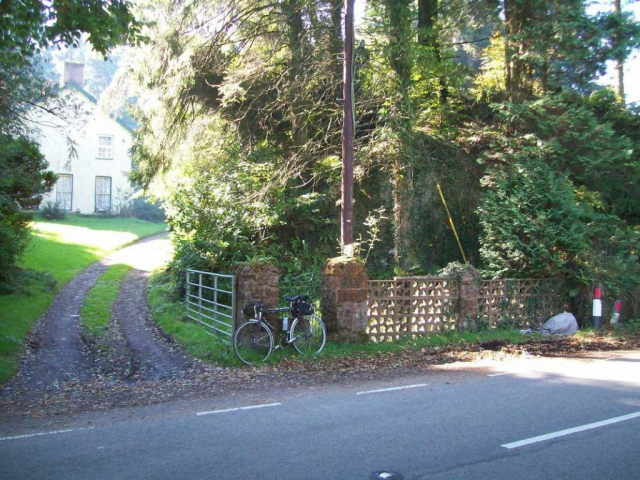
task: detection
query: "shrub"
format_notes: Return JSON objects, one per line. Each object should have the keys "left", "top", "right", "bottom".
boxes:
{"left": 132, "top": 197, "right": 165, "bottom": 222}
{"left": 478, "top": 159, "right": 587, "bottom": 279}
{"left": 0, "top": 134, "right": 55, "bottom": 292}
{"left": 39, "top": 201, "right": 67, "bottom": 220}
{"left": 475, "top": 95, "right": 640, "bottom": 322}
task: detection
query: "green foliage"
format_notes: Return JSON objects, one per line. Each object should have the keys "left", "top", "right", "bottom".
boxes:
{"left": 81, "top": 264, "right": 131, "bottom": 338}
{"left": 0, "top": 0, "right": 143, "bottom": 68}
{"left": 477, "top": 93, "right": 640, "bottom": 224}
{"left": 437, "top": 261, "right": 479, "bottom": 279}
{"left": 130, "top": 198, "right": 166, "bottom": 223}
{"left": 0, "top": 135, "right": 55, "bottom": 292}
{"left": 479, "top": 159, "right": 587, "bottom": 278}
{"left": 596, "top": 8, "right": 640, "bottom": 70}
{"left": 122, "top": 0, "right": 639, "bottom": 319}
{"left": 164, "top": 130, "right": 337, "bottom": 294}
{"left": 39, "top": 201, "right": 67, "bottom": 220}
{"left": 475, "top": 94, "right": 640, "bottom": 316}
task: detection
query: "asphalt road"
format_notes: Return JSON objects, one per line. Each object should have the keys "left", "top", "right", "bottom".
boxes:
{"left": 1, "top": 350, "right": 639, "bottom": 480}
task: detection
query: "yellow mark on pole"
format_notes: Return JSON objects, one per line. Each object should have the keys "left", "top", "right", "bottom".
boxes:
{"left": 436, "top": 183, "right": 468, "bottom": 264}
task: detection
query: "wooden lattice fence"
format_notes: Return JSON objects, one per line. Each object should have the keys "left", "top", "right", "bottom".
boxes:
{"left": 367, "top": 276, "right": 565, "bottom": 342}
{"left": 367, "top": 277, "right": 459, "bottom": 342}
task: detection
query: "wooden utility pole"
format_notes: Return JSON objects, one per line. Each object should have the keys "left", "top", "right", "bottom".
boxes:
{"left": 341, "top": 0, "right": 355, "bottom": 255}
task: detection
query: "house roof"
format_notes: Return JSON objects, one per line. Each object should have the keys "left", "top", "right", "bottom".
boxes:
{"left": 64, "top": 82, "right": 135, "bottom": 133}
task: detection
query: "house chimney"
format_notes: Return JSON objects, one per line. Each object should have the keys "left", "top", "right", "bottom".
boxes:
{"left": 63, "top": 61, "right": 84, "bottom": 86}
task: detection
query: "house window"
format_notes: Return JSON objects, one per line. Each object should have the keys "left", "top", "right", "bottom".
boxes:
{"left": 56, "top": 174, "right": 73, "bottom": 211}
{"left": 95, "top": 176, "right": 112, "bottom": 212}
{"left": 97, "top": 135, "right": 113, "bottom": 159}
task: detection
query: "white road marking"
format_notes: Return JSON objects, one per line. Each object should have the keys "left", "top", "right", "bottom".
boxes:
{"left": 502, "top": 411, "right": 640, "bottom": 449}
{"left": 487, "top": 373, "right": 512, "bottom": 377}
{"left": 0, "top": 427, "right": 95, "bottom": 442}
{"left": 196, "top": 402, "right": 282, "bottom": 416}
{"left": 356, "top": 383, "right": 428, "bottom": 396}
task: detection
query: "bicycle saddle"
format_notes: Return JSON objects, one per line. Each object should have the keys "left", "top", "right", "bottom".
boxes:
{"left": 284, "top": 295, "right": 309, "bottom": 302}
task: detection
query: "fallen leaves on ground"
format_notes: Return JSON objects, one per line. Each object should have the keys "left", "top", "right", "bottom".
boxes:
{"left": 1, "top": 328, "right": 638, "bottom": 419}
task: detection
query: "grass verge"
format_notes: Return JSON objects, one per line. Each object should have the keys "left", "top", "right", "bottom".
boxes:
{"left": 148, "top": 270, "right": 239, "bottom": 365}
{"left": 81, "top": 264, "right": 132, "bottom": 338}
{"left": 320, "top": 328, "right": 536, "bottom": 358}
{"left": 0, "top": 215, "right": 166, "bottom": 383}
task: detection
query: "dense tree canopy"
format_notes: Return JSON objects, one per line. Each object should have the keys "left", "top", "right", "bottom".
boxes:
{"left": 115, "top": 0, "right": 639, "bottom": 312}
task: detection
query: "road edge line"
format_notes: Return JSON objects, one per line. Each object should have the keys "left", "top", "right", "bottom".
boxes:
{"left": 502, "top": 411, "right": 640, "bottom": 449}
{"left": 196, "top": 402, "right": 282, "bottom": 416}
{"left": 356, "top": 383, "right": 428, "bottom": 396}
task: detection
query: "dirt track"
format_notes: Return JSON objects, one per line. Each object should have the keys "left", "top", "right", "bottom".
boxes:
{"left": 0, "top": 234, "right": 205, "bottom": 413}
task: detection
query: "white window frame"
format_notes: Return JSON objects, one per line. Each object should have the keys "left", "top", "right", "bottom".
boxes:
{"left": 97, "top": 135, "right": 114, "bottom": 159}
{"left": 56, "top": 174, "right": 73, "bottom": 212}
{"left": 95, "top": 176, "right": 112, "bottom": 212}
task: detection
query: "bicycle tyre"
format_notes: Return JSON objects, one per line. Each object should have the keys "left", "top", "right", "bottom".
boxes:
{"left": 233, "top": 321, "right": 274, "bottom": 365}
{"left": 291, "top": 314, "right": 326, "bottom": 357}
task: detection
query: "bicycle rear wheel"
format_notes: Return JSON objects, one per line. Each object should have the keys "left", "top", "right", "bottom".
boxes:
{"left": 233, "top": 321, "right": 274, "bottom": 365}
{"left": 291, "top": 314, "right": 326, "bottom": 357}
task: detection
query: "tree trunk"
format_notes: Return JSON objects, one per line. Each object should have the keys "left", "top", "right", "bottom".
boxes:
{"left": 330, "top": 0, "right": 343, "bottom": 58}
{"left": 614, "top": 0, "right": 625, "bottom": 102}
{"left": 330, "top": 0, "right": 344, "bottom": 100}
{"left": 382, "top": 0, "right": 416, "bottom": 271}
{"left": 417, "top": 0, "right": 447, "bottom": 102}
{"left": 503, "top": 0, "right": 535, "bottom": 101}
{"left": 418, "top": 0, "right": 438, "bottom": 46}
{"left": 283, "top": 0, "right": 308, "bottom": 146}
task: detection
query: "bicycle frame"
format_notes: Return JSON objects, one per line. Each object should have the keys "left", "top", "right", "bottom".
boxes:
{"left": 250, "top": 303, "right": 297, "bottom": 348}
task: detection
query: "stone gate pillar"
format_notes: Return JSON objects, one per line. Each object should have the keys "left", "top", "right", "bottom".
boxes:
{"left": 321, "top": 257, "right": 369, "bottom": 342}
{"left": 458, "top": 269, "right": 479, "bottom": 331}
{"left": 234, "top": 262, "right": 279, "bottom": 326}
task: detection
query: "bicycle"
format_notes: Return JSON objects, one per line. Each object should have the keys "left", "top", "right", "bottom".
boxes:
{"left": 233, "top": 295, "right": 327, "bottom": 365}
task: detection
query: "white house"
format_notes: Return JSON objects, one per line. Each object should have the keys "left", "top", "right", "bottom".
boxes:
{"left": 32, "top": 62, "right": 134, "bottom": 214}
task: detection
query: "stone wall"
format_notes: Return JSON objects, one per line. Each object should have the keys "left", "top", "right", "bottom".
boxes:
{"left": 458, "top": 269, "right": 479, "bottom": 331}
{"left": 234, "top": 262, "right": 279, "bottom": 326}
{"left": 321, "top": 257, "right": 369, "bottom": 342}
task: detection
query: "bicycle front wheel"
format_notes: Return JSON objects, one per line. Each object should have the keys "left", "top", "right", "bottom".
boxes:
{"left": 233, "top": 321, "right": 274, "bottom": 365}
{"left": 291, "top": 314, "right": 326, "bottom": 357}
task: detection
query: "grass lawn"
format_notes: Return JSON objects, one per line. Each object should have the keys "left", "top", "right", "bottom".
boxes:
{"left": 0, "top": 215, "right": 166, "bottom": 383}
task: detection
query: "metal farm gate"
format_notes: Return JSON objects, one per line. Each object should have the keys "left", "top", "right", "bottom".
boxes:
{"left": 185, "top": 269, "right": 236, "bottom": 344}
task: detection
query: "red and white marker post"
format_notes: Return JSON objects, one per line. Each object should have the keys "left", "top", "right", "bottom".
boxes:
{"left": 610, "top": 300, "right": 622, "bottom": 325}
{"left": 593, "top": 286, "right": 603, "bottom": 329}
